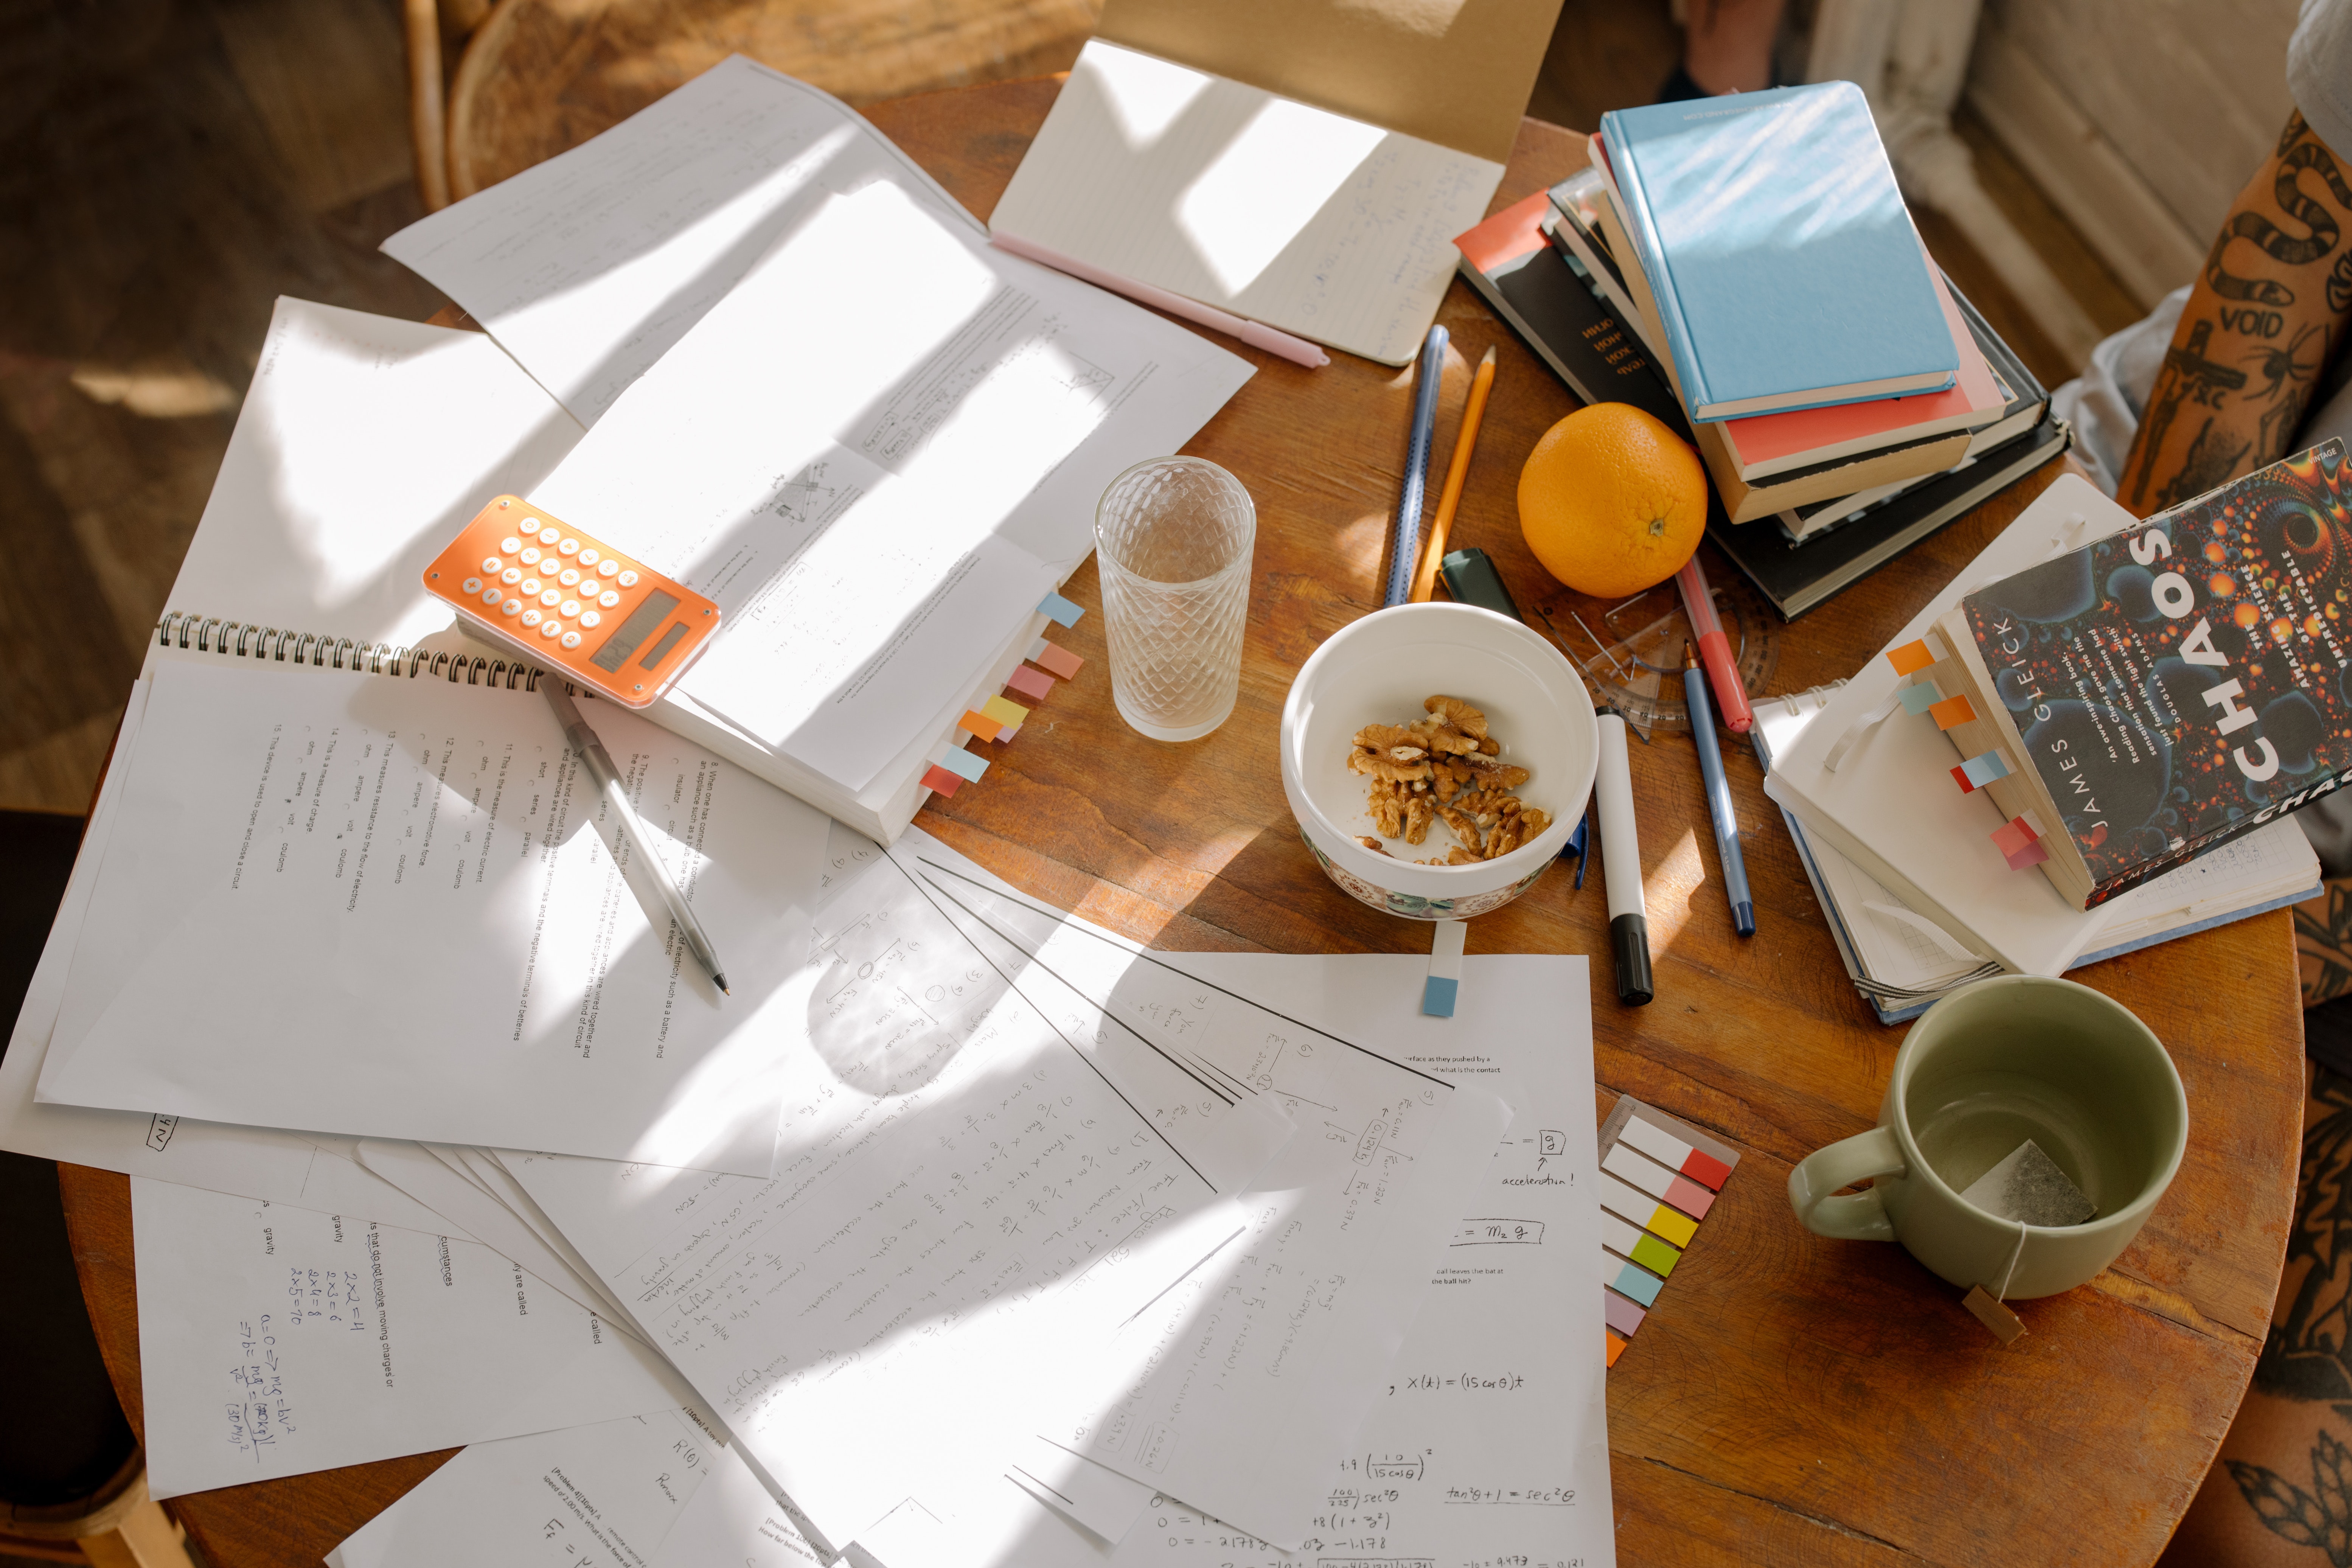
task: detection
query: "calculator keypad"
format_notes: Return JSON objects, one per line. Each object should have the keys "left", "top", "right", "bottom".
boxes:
{"left": 421, "top": 494, "right": 721, "bottom": 709}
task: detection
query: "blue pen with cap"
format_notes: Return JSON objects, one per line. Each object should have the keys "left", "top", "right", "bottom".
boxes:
{"left": 1681, "top": 639, "right": 1755, "bottom": 937}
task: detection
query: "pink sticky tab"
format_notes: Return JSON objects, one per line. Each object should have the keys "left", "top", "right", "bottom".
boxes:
{"left": 1990, "top": 819, "right": 2033, "bottom": 857}
{"left": 1886, "top": 640, "right": 1936, "bottom": 677}
{"left": 2005, "top": 838, "right": 2051, "bottom": 870}
{"left": 1662, "top": 1175, "right": 1714, "bottom": 1220}
{"left": 920, "top": 765, "right": 964, "bottom": 797}
{"left": 1034, "top": 642, "right": 1084, "bottom": 679}
{"left": 1005, "top": 665, "right": 1054, "bottom": 700}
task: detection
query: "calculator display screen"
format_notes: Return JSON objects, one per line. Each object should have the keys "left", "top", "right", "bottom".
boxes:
{"left": 638, "top": 622, "right": 692, "bottom": 670}
{"left": 590, "top": 590, "right": 681, "bottom": 672}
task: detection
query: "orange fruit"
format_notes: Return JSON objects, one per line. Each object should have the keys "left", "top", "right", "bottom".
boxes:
{"left": 1517, "top": 404, "right": 1708, "bottom": 599}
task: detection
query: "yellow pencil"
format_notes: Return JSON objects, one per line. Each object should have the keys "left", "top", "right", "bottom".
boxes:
{"left": 1409, "top": 345, "right": 1497, "bottom": 603}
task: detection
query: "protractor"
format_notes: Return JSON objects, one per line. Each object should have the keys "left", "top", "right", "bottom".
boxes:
{"left": 1526, "top": 574, "right": 1779, "bottom": 738}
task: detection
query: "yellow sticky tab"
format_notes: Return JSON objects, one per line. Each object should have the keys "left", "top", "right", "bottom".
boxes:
{"left": 981, "top": 695, "right": 1030, "bottom": 726}
{"left": 1645, "top": 1204, "right": 1698, "bottom": 1248}
{"left": 1886, "top": 640, "right": 1937, "bottom": 677}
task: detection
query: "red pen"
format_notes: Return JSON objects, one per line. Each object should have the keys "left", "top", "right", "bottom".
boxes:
{"left": 1673, "top": 555, "right": 1752, "bottom": 733}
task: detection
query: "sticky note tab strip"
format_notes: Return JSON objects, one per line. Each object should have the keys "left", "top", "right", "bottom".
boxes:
{"left": 1605, "top": 1329, "right": 1628, "bottom": 1366}
{"left": 934, "top": 747, "right": 988, "bottom": 783}
{"left": 1030, "top": 639, "right": 1085, "bottom": 679}
{"left": 1886, "top": 639, "right": 1937, "bottom": 677}
{"left": 959, "top": 710, "right": 1003, "bottom": 741}
{"left": 920, "top": 764, "right": 965, "bottom": 797}
{"left": 1618, "top": 1110, "right": 1733, "bottom": 1190}
{"left": 1899, "top": 681, "right": 1942, "bottom": 715}
{"left": 981, "top": 695, "right": 1029, "bottom": 728}
{"left": 1038, "top": 592, "right": 1084, "bottom": 626}
{"left": 1603, "top": 1289, "right": 1645, "bottom": 1338}
{"left": 1602, "top": 1142, "right": 1715, "bottom": 1220}
{"left": 1005, "top": 665, "right": 1054, "bottom": 700}
{"left": 1602, "top": 1213, "right": 1681, "bottom": 1279}
{"left": 1928, "top": 694, "right": 1977, "bottom": 729}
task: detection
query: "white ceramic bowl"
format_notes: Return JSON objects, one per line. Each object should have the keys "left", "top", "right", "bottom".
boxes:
{"left": 1280, "top": 602, "right": 1599, "bottom": 920}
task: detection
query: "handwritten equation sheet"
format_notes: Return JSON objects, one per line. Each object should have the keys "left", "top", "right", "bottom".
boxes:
{"left": 988, "top": 40, "right": 1502, "bottom": 365}
{"left": 36, "top": 660, "right": 829, "bottom": 1173}
{"left": 514, "top": 847, "right": 1507, "bottom": 1556}
{"left": 529, "top": 174, "right": 1251, "bottom": 795}
{"left": 132, "top": 1179, "right": 698, "bottom": 1498}
{"left": 855, "top": 831, "right": 1614, "bottom": 1568}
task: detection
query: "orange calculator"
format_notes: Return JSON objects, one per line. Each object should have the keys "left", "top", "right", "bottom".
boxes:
{"left": 421, "top": 496, "right": 719, "bottom": 707}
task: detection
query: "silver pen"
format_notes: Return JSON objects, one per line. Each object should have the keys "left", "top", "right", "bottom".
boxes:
{"left": 542, "top": 680, "right": 730, "bottom": 996}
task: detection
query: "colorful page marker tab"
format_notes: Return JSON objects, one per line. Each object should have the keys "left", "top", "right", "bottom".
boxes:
{"left": 1602, "top": 1213, "right": 1681, "bottom": 1279}
{"left": 1990, "top": 817, "right": 2035, "bottom": 856}
{"left": 1886, "top": 639, "right": 1937, "bottom": 677}
{"left": 1032, "top": 640, "right": 1084, "bottom": 679}
{"left": 919, "top": 764, "right": 965, "bottom": 797}
{"left": 1606, "top": 1329, "right": 1628, "bottom": 1367}
{"left": 980, "top": 695, "right": 1029, "bottom": 728}
{"left": 1601, "top": 1251, "right": 1663, "bottom": 1307}
{"left": 1603, "top": 1289, "right": 1646, "bottom": 1338}
{"left": 1952, "top": 751, "right": 2012, "bottom": 793}
{"left": 1422, "top": 918, "right": 1467, "bottom": 1018}
{"left": 1598, "top": 1173, "right": 1699, "bottom": 1247}
{"left": 1928, "top": 694, "right": 1977, "bottom": 730}
{"left": 934, "top": 747, "right": 989, "bottom": 783}
{"left": 1899, "top": 681, "right": 1942, "bottom": 715}
{"left": 1005, "top": 664, "right": 1055, "bottom": 700}
{"left": 1617, "top": 1112, "right": 1733, "bottom": 1190}
{"left": 1038, "top": 592, "right": 1084, "bottom": 626}
{"left": 959, "top": 710, "right": 1003, "bottom": 741}
{"left": 2006, "top": 838, "right": 2051, "bottom": 870}
{"left": 1602, "top": 1143, "right": 1715, "bottom": 1220}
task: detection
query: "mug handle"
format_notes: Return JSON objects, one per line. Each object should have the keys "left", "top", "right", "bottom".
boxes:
{"left": 1787, "top": 1125, "right": 1905, "bottom": 1241}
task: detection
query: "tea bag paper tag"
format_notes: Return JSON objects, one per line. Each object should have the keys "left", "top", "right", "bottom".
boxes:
{"left": 1962, "top": 1285, "right": 2027, "bottom": 1345}
{"left": 1957, "top": 1139, "right": 2097, "bottom": 1228}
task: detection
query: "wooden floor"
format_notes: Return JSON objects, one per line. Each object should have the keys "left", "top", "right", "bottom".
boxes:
{"left": 0, "top": 0, "right": 2149, "bottom": 816}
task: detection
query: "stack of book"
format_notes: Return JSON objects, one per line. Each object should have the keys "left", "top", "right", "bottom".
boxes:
{"left": 1456, "top": 81, "right": 2069, "bottom": 618}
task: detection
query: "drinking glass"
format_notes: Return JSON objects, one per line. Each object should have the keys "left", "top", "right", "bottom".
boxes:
{"left": 1093, "top": 457, "right": 1256, "bottom": 741}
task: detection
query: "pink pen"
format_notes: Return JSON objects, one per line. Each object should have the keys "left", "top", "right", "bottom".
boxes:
{"left": 1674, "top": 555, "right": 1752, "bottom": 733}
{"left": 988, "top": 231, "right": 1330, "bottom": 369}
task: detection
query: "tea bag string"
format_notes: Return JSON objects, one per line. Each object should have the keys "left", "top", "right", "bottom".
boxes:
{"left": 1994, "top": 1219, "right": 2029, "bottom": 1302}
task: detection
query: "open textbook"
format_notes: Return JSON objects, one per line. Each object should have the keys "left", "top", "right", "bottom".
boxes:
{"left": 36, "top": 658, "right": 830, "bottom": 1173}
{"left": 377, "top": 60, "right": 1255, "bottom": 837}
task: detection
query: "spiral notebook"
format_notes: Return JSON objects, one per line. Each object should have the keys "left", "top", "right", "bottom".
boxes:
{"left": 37, "top": 654, "right": 831, "bottom": 1173}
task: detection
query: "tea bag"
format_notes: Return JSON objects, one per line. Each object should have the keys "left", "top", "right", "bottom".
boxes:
{"left": 1958, "top": 1139, "right": 2097, "bottom": 1228}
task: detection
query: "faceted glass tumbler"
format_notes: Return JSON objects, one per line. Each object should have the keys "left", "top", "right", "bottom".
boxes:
{"left": 1093, "top": 457, "right": 1257, "bottom": 742}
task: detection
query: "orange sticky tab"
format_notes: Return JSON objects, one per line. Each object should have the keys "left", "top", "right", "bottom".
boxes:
{"left": 1034, "top": 642, "right": 1084, "bottom": 679}
{"left": 958, "top": 710, "right": 1003, "bottom": 741}
{"left": 1886, "top": 639, "right": 1936, "bottom": 677}
{"left": 1605, "top": 1329, "right": 1628, "bottom": 1367}
{"left": 1928, "top": 694, "right": 1977, "bottom": 729}
{"left": 981, "top": 695, "right": 1029, "bottom": 727}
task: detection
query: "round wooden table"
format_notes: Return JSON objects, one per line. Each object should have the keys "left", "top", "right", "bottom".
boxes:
{"left": 59, "top": 76, "right": 2303, "bottom": 1568}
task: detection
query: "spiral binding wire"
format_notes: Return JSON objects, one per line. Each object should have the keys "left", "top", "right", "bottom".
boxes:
{"left": 155, "top": 611, "right": 549, "bottom": 692}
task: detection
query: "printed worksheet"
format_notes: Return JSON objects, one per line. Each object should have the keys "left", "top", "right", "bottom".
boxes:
{"left": 518, "top": 849, "right": 1507, "bottom": 1556}
{"left": 134, "top": 1181, "right": 698, "bottom": 1498}
{"left": 530, "top": 177, "right": 1252, "bottom": 793}
{"left": 867, "top": 836, "right": 1614, "bottom": 1568}
{"left": 327, "top": 1409, "right": 721, "bottom": 1568}
{"left": 39, "top": 660, "right": 828, "bottom": 1173}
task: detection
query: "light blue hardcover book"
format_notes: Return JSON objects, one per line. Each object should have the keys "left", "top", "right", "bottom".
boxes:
{"left": 1596, "top": 82, "right": 1957, "bottom": 421}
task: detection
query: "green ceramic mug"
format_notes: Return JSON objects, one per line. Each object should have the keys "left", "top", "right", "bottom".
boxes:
{"left": 1786, "top": 974, "right": 2188, "bottom": 1300}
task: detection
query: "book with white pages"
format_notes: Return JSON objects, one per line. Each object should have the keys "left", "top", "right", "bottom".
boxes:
{"left": 988, "top": 0, "right": 1565, "bottom": 365}
{"left": 1758, "top": 472, "right": 2324, "bottom": 981}
{"left": 36, "top": 657, "right": 830, "bottom": 1174}
{"left": 1752, "top": 685, "right": 2319, "bottom": 1023}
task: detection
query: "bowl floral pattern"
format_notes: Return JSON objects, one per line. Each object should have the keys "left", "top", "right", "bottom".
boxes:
{"left": 1300, "top": 830, "right": 1552, "bottom": 921}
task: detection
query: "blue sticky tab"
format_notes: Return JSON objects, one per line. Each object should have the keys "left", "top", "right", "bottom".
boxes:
{"left": 1898, "top": 681, "right": 1940, "bottom": 715}
{"left": 1421, "top": 976, "right": 1459, "bottom": 1017}
{"left": 1038, "top": 592, "right": 1084, "bottom": 626}
{"left": 1961, "top": 751, "right": 2012, "bottom": 788}
{"left": 1608, "top": 1261, "right": 1663, "bottom": 1307}
{"left": 934, "top": 747, "right": 989, "bottom": 783}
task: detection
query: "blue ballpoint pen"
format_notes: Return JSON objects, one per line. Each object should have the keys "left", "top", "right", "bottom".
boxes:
{"left": 1381, "top": 324, "right": 1449, "bottom": 607}
{"left": 1681, "top": 640, "right": 1756, "bottom": 936}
